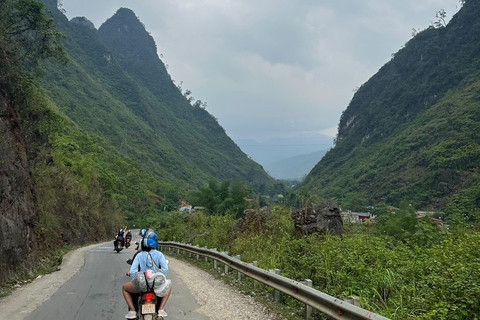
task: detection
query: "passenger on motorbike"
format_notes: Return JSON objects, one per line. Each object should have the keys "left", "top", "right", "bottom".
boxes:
{"left": 125, "top": 230, "right": 133, "bottom": 247}
{"left": 127, "top": 228, "right": 155, "bottom": 268}
{"left": 123, "top": 232, "right": 171, "bottom": 319}
{"left": 126, "top": 230, "right": 132, "bottom": 241}
{"left": 126, "top": 228, "right": 154, "bottom": 272}
{"left": 114, "top": 229, "right": 125, "bottom": 250}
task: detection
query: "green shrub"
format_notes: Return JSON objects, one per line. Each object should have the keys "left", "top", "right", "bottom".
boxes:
{"left": 157, "top": 204, "right": 480, "bottom": 319}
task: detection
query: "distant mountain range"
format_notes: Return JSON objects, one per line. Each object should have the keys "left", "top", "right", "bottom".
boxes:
{"left": 236, "top": 133, "right": 333, "bottom": 164}
{"left": 235, "top": 133, "right": 333, "bottom": 180}
{"left": 263, "top": 149, "right": 329, "bottom": 180}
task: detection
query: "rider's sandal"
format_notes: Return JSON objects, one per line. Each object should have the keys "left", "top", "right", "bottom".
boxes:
{"left": 125, "top": 310, "right": 137, "bottom": 319}
{"left": 158, "top": 309, "right": 168, "bottom": 317}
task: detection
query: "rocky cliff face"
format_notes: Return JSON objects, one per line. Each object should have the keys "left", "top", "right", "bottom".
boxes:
{"left": 0, "top": 93, "right": 37, "bottom": 283}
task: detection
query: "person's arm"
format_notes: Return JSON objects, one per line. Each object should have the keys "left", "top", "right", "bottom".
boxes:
{"left": 157, "top": 252, "right": 169, "bottom": 276}
{"left": 130, "top": 252, "right": 142, "bottom": 280}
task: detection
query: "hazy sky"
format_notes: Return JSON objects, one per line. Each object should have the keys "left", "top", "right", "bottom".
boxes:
{"left": 60, "top": 0, "right": 461, "bottom": 143}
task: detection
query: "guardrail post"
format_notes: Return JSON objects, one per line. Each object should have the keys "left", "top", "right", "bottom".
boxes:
{"left": 195, "top": 245, "right": 200, "bottom": 260}
{"left": 269, "top": 269, "right": 281, "bottom": 303}
{"left": 233, "top": 255, "right": 242, "bottom": 280}
{"left": 222, "top": 252, "right": 229, "bottom": 273}
{"left": 252, "top": 261, "right": 258, "bottom": 288}
{"left": 212, "top": 249, "right": 217, "bottom": 269}
{"left": 300, "top": 279, "right": 313, "bottom": 320}
{"left": 204, "top": 247, "right": 208, "bottom": 263}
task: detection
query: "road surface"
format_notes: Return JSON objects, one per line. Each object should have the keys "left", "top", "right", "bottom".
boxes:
{"left": 2, "top": 234, "right": 207, "bottom": 320}
{"left": 2, "top": 234, "right": 280, "bottom": 320}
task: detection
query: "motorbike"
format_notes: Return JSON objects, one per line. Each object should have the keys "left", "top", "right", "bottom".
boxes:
{"left": 114, "top": 239, "right": 124, "bottom": 253}
{"left": 126, "top": 258, "right": 164, "bottom": 320}
{"left": 131, "top": 291, "right": 163, "bottom": 320}
{"left": 125, "top": 237, "right": 132, "bottom": 248}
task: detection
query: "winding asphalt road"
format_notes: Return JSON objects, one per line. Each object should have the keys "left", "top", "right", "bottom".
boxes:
{"left": 15, "top": 235, "right": 209, "bottom": 320}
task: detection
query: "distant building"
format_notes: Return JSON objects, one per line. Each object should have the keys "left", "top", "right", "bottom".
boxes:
{"left": 179, "top": 205, "right": 192, "bottom": 212}
{"left": 417, "top": 215, "right": 447, "bottom": 227}
{"left": 341, "top": 211, "right": 374, "bottom": 223}
{"left": 178, "top": 199, "right": 192, "bottom": 212}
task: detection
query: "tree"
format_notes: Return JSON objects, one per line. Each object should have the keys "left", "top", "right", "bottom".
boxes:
{"left": 230, "top": 180, "right": 250, "bottom": 218}
{"left": 376, "top": 205, "right": 418, "bottom": 241}
{"left": 273, "top": 182, "right": 286, "bottom": 195}
{"left": 433, "top": 9, "right": 447, "bottom": 28}
{"left": 183, "top": 89, "right": 195, "bottom": 103}
{"left": 341, "top": 192, "right": 368, "bottom": 212}
{"left": 196, "top": 184, "right": 217, "bottom": 214}
{"left": 194, "top": 179, "right": 251, "bottom": 217}
{"left": 193, "top": 100, "right": 207, "bottom": 109}
{"left": 0, "top": 0, "right": 67, "bottom": 75}
{"left": 218, "top": 180, "right": 230, "bottom": 202}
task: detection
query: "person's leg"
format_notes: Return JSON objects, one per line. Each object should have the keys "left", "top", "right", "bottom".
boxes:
{"left": 123, "top": 281, "right": 139, "bottom": 311}
{"left": 158, "top": 287, "right": 172, "bottom": 311}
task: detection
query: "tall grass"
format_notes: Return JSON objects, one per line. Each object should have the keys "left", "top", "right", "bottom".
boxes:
{"left": 155, "top": 206, "right": 480, "bottom": 319}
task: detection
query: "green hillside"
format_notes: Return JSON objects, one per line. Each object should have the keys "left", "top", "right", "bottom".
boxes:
{"left": 39, "top": 1, "right": 272, "bottom": 194}
{"left": 0, "top": 0, "right": 124, "bottom": 285}
{"left": 301, "top": 0, "right": 480, "bottom": 220}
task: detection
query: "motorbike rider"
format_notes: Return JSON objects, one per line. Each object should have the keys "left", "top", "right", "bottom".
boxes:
{"left": 125, "top": 230, "right": 132, "bottom": 244}
{"left": 114, "top": 228, "right": 125, "bottom": 250}
{"left": 122, "top": 231, "right": 172, "bottom": 319}
{"left": 127, "top": 228, "right": 153, "bottom": 273}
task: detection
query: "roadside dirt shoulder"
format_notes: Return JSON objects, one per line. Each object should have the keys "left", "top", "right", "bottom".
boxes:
{"left": 167, "top": 255, "right": 283, "bottom": 320}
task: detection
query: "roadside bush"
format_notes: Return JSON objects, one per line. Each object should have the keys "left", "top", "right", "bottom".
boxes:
{"left": 157, "top": 205, "right": 480, "bottom": 319}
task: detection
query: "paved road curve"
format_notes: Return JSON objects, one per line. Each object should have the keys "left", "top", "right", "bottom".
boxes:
{"left": 23, "top": 239, "right": 209, "bottom": 320}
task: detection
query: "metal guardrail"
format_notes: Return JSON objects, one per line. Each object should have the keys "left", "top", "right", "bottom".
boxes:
{"left": 159, "top": 241, "right": 390, "bottom": 320}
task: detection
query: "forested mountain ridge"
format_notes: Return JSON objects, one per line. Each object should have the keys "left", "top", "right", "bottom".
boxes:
{"left": 39, "top": 1, "right": 272, "bottom": 190}
{"left": 1, "top": 0, "right": 123, "bottom": 284}
{"left": 0, "top": 0, "right": 272, "bottom": 285}
{"left": 302, "top": 0, "right": 480, "bottom": 218}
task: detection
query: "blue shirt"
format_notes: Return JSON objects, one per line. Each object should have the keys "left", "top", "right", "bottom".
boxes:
{"left": 130, "top": 250, "right": 168, "bottom": 280}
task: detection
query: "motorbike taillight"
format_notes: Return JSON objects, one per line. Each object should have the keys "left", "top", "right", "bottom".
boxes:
{"left": 145, "top": 293, "right": 153, "bottom": 302}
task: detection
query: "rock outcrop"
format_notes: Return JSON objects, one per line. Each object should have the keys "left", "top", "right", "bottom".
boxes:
{"left": 238, "top": 206, "right": 272, "bottom": 234}
{"left": 0, "top": 93, "right": 37, "bottom": 283}
{"left": 291, "top": 200, "right": 343, "bottom": 236}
